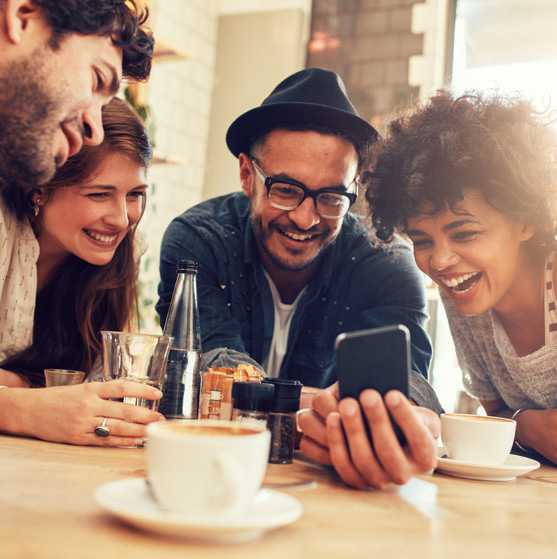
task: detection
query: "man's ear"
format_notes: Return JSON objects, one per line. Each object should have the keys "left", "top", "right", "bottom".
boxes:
{"left": 1, "top": 0, "right": 43, "bottom": 45}
{"left": 239, "top": 153, "right": 255, "bottom": 198}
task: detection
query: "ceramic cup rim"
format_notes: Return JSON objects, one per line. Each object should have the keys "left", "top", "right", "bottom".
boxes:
{"left": 441, "top": 413, "right": 516, "bottom": 425}
{"left": 147, "top": 419, "right": 268, "bottom": 441}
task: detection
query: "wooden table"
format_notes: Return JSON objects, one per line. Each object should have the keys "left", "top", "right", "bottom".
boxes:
{"left": 2, "top": 434, "right": 556, "bottom": 559}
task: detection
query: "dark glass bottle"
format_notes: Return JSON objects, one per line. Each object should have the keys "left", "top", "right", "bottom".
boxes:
{"left": 158, "top": 259, "right": 202, "bottom": 419}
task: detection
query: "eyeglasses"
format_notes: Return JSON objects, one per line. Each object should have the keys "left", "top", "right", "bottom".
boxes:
{"left": 251, "top": 158, "right": 357, "bottom": 219}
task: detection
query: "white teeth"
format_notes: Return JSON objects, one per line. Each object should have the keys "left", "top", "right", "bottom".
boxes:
{"left": 440, "top": 272, "right": 480, "bottom": 289}
{"left": 85, "top": 230, "right": 117, "bottom": 244}
{"left": 283, "top": 231, "right": 314, "bottom": 241}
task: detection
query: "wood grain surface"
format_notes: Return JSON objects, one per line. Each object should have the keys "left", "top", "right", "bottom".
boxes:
{"left": 1, "top": 434, "right": 556, "bottom": 559}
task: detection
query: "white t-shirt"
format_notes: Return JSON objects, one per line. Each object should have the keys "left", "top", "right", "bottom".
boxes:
{"left": 263, "top": 271, "right": 306, "bottom": 378}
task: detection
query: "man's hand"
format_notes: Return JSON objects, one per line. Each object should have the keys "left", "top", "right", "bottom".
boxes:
{"left": 298, "top": 382, "right": 440, "bottom": 489}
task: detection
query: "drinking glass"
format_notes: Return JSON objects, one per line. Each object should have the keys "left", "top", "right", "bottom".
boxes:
{"left": 101, "top": 331, "right": 172, "bottom": 411}
{"left": 44, "top": 369, "right": 87, "bottom": 387}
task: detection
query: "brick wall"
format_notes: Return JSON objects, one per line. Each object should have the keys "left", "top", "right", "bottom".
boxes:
{"left": 138, "top": 0, "right": 219, "bottom": 331}
{"left": 307, "top": 0, "right": 426, "bottom": 131}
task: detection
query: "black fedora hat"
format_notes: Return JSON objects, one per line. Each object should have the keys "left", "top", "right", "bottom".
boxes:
{"left": 226, "top": 67, "right": 378, "bottom": 158}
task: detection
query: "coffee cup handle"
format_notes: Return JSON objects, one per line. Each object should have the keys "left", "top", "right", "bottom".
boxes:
{"left": 214, "top": 454, "right": 243, "bottom": 510}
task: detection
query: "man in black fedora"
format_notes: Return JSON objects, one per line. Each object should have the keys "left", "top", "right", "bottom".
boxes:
{"left": 157, "top": 68, "right": 442, "bottom": 489}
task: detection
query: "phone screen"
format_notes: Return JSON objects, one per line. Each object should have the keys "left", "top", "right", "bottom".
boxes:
{"left": 335, "top": 325, "right": 410, "bottom": 445}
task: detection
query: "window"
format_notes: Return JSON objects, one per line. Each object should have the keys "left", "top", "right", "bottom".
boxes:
{"left": 451, "top": 0, "right": 557, "bottom": 114}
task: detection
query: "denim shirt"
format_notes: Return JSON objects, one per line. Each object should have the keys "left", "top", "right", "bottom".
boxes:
{"left": 157, "top": 193, "right": 442, "bottom": 412}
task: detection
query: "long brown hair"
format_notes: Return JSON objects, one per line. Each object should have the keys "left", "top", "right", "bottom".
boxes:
{"left": 3, "top": 97, "right": 152, "bottom": 385}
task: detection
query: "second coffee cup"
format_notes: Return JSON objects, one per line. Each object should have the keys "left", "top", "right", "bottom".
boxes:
{"left": 441, "top": 413, "right": 516, "bottom": 465}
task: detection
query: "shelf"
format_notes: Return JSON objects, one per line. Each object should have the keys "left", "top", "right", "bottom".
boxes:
{"left": 154, "top": 40, "right": 189, "bottom": 63}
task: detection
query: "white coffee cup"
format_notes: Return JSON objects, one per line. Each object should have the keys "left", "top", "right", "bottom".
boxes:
{"left": 441, "top": 413, "right": 516, "bottom": 465}
{"left": 146, "top": 419, "right": 270, "bottom": 519}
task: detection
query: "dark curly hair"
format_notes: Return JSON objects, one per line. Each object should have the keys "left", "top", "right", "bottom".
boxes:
{"left": 365, "top": 91, "right": 557, "bottom": 252}
{"left": 32, "top": 0, "right": 153, "bottom": 81}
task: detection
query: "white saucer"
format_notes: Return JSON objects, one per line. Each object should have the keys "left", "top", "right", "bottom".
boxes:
{"left": 435, "top": 449, "right": 540, "bottom": 481}
{"left": 95, "top": 478, "right": 303, "bottom": 543}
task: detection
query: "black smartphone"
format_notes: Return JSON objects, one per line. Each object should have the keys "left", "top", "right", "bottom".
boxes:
{"left": 335, "top": 325, "right": 410, "bottom": 445}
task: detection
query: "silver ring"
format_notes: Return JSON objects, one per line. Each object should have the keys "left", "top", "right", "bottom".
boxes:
{"left": 94, "top": 417, "right": 110, "bottom": 438}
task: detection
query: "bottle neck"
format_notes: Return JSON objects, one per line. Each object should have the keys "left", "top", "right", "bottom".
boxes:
{"left": 163, "top": 271, "right": 201, "bottom": 351}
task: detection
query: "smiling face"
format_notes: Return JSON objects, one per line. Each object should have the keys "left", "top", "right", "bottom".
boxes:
{"left": 36, "top": 152, "right": 147, "bottom": 267}
{"left": 240, "top": 129, "right": 358, "bottom": 275}
{"left": 406, "top": 190, "right": 535, "bottom": 316}
{"left": 0, "top": 33, "right": 122, "bottom": 189}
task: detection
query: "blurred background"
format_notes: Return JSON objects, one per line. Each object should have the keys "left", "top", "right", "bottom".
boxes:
{"left": 131, "top": 0, "right": 557, "bottom": 412}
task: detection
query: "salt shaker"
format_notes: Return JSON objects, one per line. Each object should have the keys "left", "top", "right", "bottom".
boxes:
{"left": 264, "top": 378, "right": 302, "bottom": 464}
{"left": 231, "top": 381, "right": 274, "bottom": 427}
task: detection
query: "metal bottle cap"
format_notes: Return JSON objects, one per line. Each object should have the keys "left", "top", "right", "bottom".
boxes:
{"left": 177, "top": 259, "right": 198, "bottom": 273}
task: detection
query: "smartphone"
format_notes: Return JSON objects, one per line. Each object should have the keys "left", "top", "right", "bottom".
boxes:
{"left": 335, "top": 325, "right": 410, "bottom": 445}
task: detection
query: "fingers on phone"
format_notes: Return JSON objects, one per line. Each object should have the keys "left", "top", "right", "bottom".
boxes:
{"left": 359, "top": 390, "right": 412, "bottom": 485}
{"left": 313, "top": 390, "right": 339, "bottom": 421}
{"left": 337, "top": 398, "right": 391, "bottom": 489}
{"left": 384, "top": 391, "right": 438, "bottom": 472}
{"left": 299, "top": 436, "right": 332, "bottom": 466}
{"left": 297, "top": 410, "right": 328, "bottom": 447}
{"left": 326, "top": 412, "right": 369, "bottom": 489}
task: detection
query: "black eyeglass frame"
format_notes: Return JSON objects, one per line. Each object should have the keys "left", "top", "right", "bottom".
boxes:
{"left": 250, "top": 157, "right": 358, "bottom": 218}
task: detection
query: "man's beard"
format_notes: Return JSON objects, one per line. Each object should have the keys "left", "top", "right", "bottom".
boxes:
{"left": 0, "top": 52, "right": 63, "bottom": 196}
{"left": 250, "top": 212, "right": 334, "bottom": 272}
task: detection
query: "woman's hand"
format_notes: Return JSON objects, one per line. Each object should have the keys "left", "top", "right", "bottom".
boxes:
{"left": 298, "top": 382, "right": 440, "bottom": 489}
{"left": 516, "top": 409, "right": 557, "bottom": 463}
{"left": 1, "top": 380, "right": 164, "bottom": 447}
{"left": 0, "top": 368, "right": 30, "bottom": 388}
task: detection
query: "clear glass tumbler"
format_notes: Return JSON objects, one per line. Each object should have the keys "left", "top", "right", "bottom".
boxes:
{"left": 101, "top": 331, "right": 172, "bottom": 411}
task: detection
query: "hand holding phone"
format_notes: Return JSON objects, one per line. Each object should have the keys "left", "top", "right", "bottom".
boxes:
{"left": 335, "top": 325, "right": 410, "bottom": 445}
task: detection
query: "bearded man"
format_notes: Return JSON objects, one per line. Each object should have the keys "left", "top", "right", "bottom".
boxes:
{"left": 157, "top": 68, "right": 442, "bottom": 489}
{"left": 0, "top": 0, "right": 153, "bottom": 214}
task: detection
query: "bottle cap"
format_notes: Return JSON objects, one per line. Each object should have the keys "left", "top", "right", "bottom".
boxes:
{"left": 177, "top": 259, "right": 198, "bottom": 273}
{"left": 263, "top": 378, "right": 302, "bottom": 412}
{"left": 232, "top": 381, "right": 274, "bottom": 412}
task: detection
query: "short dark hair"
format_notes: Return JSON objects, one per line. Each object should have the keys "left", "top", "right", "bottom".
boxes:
{"left": 249, "top": 123, "right": 373, "bottom": 177}
{"left": 365, "top": 91, "right": 557, "bottom": 251}
{"left": 32, "top": 0, "right": 153, "bottom": 81}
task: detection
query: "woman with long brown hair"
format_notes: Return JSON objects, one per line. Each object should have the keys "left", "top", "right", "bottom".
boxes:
{"left": 0, "top": 97, "right": 163, "bottom": 446}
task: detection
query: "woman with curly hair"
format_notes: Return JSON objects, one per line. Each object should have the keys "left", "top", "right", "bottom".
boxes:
{"left": 366, "top": 91, "right": 557, "bottom": 463}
